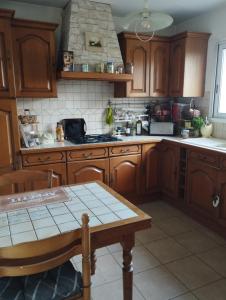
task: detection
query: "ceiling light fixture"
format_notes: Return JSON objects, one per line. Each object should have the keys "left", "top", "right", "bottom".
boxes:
{"left": 119, "top": 0, "right": 174, "bottom": 42}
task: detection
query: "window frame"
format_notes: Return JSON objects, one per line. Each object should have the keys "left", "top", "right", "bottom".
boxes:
{"left": 213, "top": 41, "right": 226, "bottom": 119}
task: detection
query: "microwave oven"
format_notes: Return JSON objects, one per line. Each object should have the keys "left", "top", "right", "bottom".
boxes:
{"left": 149, "top": 122, "right": 174, "bottom": 136}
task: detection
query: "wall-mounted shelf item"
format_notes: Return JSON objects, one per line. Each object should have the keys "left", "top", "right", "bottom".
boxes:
{"left": 57, "top": 71, "right": 133, "bottom": 82}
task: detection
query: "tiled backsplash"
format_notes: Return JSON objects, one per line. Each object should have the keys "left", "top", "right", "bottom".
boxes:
{"left": 17, "top": 80, "right": 152, "bottom": 135}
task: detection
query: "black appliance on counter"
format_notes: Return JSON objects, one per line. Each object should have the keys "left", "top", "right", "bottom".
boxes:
{"left": 60, "top": 118, "right": 121, "bottom": 144}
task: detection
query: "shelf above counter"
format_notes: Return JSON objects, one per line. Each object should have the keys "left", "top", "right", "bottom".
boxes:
{"left": 57, "top": 71, "right": 133, "bottom": 82}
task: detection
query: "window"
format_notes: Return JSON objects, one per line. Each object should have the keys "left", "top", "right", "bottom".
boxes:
{"left": 213, "top": 41, "right": 226, "bottom": 118}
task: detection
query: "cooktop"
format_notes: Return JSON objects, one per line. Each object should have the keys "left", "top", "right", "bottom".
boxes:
{"left": 67, "top": 134, "right": 122, "bottom": 144}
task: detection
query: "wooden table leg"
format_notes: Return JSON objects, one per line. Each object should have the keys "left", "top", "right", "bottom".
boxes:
{"left": 121, "top": 234, "right": 135, "bottom": 300}
{"left": 91, "top": 250, "right": 97, "bottom": 275}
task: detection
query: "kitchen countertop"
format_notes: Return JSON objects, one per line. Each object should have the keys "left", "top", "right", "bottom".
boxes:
{"left": 20, "top": 136, "right": 226, "bottom": 154}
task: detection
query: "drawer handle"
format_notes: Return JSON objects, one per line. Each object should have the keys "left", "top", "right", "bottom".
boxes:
{"left": 83, "top": 152, "right": 92, "bottom": 158}
{"left": 120, "top": 149, "right": 126, "bottom": 153}
{"left": 38, "top": 156, "right": 51, "bottom": 162}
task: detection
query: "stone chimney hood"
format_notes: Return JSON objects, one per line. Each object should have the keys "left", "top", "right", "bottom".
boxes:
{"left": 62, "top": 0, "right": 123, "bottom": 66}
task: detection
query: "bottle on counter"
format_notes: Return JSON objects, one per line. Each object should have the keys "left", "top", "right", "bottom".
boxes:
{"left": 125, "top": 122, "right": 131, "bottom": 136}
{"left": 136, "top": 118, "right": 142, "bottom": 135}
{"left": 56, "top": 122, "right": 64, "bottom": 142}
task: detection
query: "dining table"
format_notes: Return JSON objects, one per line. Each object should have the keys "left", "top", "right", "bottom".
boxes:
{"left": 0, "top": 181, "right": 152, "bottom": 300}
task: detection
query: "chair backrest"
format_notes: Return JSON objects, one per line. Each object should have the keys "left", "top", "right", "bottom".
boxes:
{"left": 0, "top": 169, "right": 54, "bottom": 195}
{"left": 0, "top": 213, "right": 91, "bottom": 300}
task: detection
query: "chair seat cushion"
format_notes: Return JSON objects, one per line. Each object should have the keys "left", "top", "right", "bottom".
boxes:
{"left": 0, "top": 261, "right": 83, "bottom": 300}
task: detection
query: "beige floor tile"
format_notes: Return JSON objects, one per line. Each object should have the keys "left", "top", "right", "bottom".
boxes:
{"left": 136, "top": 224, "right": 167, "bottom": 244}
{"left": 77, "top": 254, "right": 122, "bottom": 287}
{"left": 156, "top": 217, "right": 194, "bottom": 236}
{"left": 174, "top": 230, "right": 218, "bottom": 254}
{"left": 107, "top": 243, "right": 122, "bottom": 253}
{"left": 92, "top": 280, "right": 144, "bottom": 300}
{"left": 197, "top": 226, "right": 226, "bottom": 246}
{"left": 134, "top": 265, "right": 187, "bottom": 300}
{"left": 140, "top": 202, "right": 184, "bottom": 221}
{"left": 193, "top": 279, "right": 226, "bottom": 300}
{"left": 166, "top": 256, "right": 221, "bottom": 289}
{"left": 171, "top": 293, "right": 198, "bottom": 300}
{"left": 112, "top": 245, "right": 160, "bottom": 274}
{"left": 197, "top": 246, "right": 226, "bottom": 276}
{"left": 146, "top": 237, "right": 191, "bottom": 264}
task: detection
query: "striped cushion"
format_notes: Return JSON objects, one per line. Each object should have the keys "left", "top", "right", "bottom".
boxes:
{"left": 0, "top": 261, "right": 83, "bottom": 300}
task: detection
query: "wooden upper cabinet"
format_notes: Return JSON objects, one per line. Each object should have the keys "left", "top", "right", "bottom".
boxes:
{"left": 126, "top": 38, "right": 150, "bottom": 97}
{"left": 115, "top": 33, "right": 150, "bottom": 97}
{"left": 169, "top": 32, "right": 210, "bottom": 97}
{"left": 169, "top": 39, "right": 185, "bottom": 97}
{"left": 12, "top": 19, "right": 58, "bottom": 98}
{"left": 0, "top": 99, "right": 20, "bottom": 175}
{"left": 150, "top": 41, "right": 170, "bottom": 97}
{"left": 0, "top": 9, "right": 15, "bottom": 98}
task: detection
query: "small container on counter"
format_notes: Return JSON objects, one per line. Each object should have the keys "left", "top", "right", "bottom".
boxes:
{"left": 106, "top": 61, "right": 114, "bottom": 74}
{"left": 181, "top": 129, "right": 190, "bottom": 139}
{"left": 81, "top": 63, "right": 89, "bottom": 72}
{"left": 56, "top": 123, "right": 64, "bottom": 142}
{"left": 125, "top": 62, "right": 134, "bottom": 74}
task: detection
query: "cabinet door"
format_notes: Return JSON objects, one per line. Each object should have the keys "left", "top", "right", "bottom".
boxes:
{"left": 109, "top": 154, "right": 141, "bottom": 197}
{"left": 0, "top": 16, "right": 15, "bottom": 98}
{"left": 67, "top": 159, "right": 109, "bottom": 185}
{"left": 150, "top": 41, "right": 169, "bottom": 97}
{"left": 187, "top": 160, "right": 218, "bottom": 218}
{"left": 25, "top": 163, "right": 67, "bottom": 188}
{"left": 126, "top": 39, "right": 150, "bottom": 97}
{"left": 0, "top": 99, "right": 20, "bottom": 175}
{"left": 169, "top": 39, "right": 185, "bottom": 97}
{"left": 218, "top": 171, "right": 226, "bottom": 227}
{"left": 141, "top": 144, "right": 159, "bottom": 195}
{"left": 12, "top": 22, "right": 57, "bottom": 98}
{"left": 160, "top": 143, "right": 179, "bottom": 199}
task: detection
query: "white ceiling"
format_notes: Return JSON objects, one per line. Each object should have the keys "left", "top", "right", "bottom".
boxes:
{"left": 9, "top": 0, "right": 226, "bottom": 23}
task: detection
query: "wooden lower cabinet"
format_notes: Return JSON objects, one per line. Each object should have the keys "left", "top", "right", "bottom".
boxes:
{"left": 160, "top": 142, "right": 179, "bottom": 200}
{"left": 186, "top": 160, "right": 218, "bottom": 219}
{"left": 109, "top": 154, "right": 141, "bottom": 199}
{"left": 141, "top": 144, "right": 159, "bottom": 195}
{"left": 24, "top": 163, "right": 67, "bottom": 188}
{"left": 67, "top": 159, "right": 109, "bottom": 185}
{"left": 218, "top": 171, "right": 226, "bottom": 227}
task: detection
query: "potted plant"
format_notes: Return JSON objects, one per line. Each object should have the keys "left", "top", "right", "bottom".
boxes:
{"left": 192, "top": 116, "right": 204, "bottom": 137}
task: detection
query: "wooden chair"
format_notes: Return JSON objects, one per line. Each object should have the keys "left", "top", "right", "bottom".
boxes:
{"left": 0, "top": 169, "right": 54, "bottom": 195}
{"left": 0, "top": 214, "right": 91, "bottom": 300}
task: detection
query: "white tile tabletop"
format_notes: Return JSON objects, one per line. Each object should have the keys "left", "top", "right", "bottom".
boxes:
{"left": 0, "top": 182, "right": 138, "bottom": 248}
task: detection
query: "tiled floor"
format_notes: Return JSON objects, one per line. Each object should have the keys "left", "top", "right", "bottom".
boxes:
{"left": 72, "top": 201, "right": 226, "bottom": 300}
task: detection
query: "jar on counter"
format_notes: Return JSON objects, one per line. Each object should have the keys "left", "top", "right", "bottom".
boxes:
{"left": 107, "top": 61, "right": 114, "bottom": 74}
{"left": 125, "top": 62, "right": 134, "bottom": 74}
{"left": 56, "top": 123, "right": 64, "bottom": 142}
{"left": 82, "top": 63, "right": 89, "bottom": 72}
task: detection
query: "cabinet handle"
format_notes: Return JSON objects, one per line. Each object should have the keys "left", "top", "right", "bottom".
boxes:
{"left": 110, "top": 173, "right": 114, "bottom": 186}
{"left": 83, "top": 152, "right": 92, "bottom": 158}
{"left": 212, "top": 194, "right": 220, "bottom": 208}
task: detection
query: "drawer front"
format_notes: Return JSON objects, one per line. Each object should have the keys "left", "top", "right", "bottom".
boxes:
{"left": 22, "top": 152, "right": 66, "bottom": 166}
{"left": 189, "top": 150, "right": 219, "bottom": 168}
{"left": 67, "top": 148, "right": 108, "bottom": 161}
{"left": 109, "top": 144, "right": 141, "bottom": 156}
